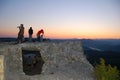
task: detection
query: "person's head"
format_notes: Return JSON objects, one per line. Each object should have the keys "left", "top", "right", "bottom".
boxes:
{"left": 17, "top": 24, "right": 23, "bottom": 29}
{"left": 18, "top": 24, "right": 24, "bottom": 30}
{"left": 30, "top": 27, "right": 32, "bottom": 29}
{"left": 20, "top": 24, "right": 23, "bottom": 27}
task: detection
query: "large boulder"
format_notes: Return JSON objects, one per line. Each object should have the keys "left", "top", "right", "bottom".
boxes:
{"left": 0, "top": 41, "right": 95, "bottom": 80}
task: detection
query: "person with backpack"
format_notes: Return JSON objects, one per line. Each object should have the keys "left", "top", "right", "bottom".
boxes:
{"left": 36, "top": 29, "right": 44, "bottom": 42}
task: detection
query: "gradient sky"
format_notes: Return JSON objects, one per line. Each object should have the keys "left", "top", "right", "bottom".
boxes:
{"left": 0, "top": 0, "right": 120, "bottom": 39}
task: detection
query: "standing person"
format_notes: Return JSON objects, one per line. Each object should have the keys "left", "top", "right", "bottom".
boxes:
{"left": 17, "top": 24, "right": 24, "bottom": 43}
{"left": 36, "top": 29, "right": 44, "bottom": 42}
{"left": 28, "top": 27, "right": 33, "bottom": 42}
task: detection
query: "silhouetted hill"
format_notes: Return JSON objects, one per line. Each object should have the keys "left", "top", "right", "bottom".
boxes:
{"left": 82, "top": 39, "right": 120, "bottom": 70}
{"left": 0, "top": 38, "right": 16, "bottom": 42}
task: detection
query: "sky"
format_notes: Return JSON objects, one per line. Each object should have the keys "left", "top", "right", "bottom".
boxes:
{"left": 0, "top": 0, "right": 120, "bottom": 39}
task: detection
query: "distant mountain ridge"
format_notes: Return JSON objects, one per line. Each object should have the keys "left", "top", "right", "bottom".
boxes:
{"left": 0, "top": 38, "right": 17, "bottom": 42}
{"left": 81, "top": 39, "right": 120, "bottom": 52}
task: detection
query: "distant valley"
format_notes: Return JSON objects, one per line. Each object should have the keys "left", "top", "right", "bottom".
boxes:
{"left": 81, "top": 39, "right": 120, "bottom": 70}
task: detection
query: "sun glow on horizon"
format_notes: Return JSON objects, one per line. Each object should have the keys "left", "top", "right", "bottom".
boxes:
{"left": 0, "top": 28, "right": 119, "bottom": 39}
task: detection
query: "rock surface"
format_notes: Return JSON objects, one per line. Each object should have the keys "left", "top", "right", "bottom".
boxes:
{"left": 0, "top": 41, "right": 95, "bottom": 80}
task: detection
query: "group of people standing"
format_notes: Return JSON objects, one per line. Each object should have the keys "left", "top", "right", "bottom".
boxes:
{"left": 17, "top": 24, "right": 44, "bottom": 43}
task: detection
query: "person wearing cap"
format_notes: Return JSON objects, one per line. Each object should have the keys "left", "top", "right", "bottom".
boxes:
{"left": 36, "top": 29, "right": 44, "bottom": 42}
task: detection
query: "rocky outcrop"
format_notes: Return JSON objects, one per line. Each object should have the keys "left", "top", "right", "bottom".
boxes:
{"left": 0, "top": 41, "right": 95, "bottom": 80}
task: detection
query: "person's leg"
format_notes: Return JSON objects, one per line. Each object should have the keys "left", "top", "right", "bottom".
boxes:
{"left": 29, "top": 34, "right": 32, "bottom": 42}
{"left": 40, "top": 35, "right": 43, "bottom": 42}
{"left": 30, "top": 35, "right": 32, "bottom": 42}
{"left": 22, "top": 35, "right": 25, "bottom": 42}
{"left": 37, "top": 36, "right": 40, "bottom": 42}
{"left": 19, "top": 35, "right": 22, "bottom": 43}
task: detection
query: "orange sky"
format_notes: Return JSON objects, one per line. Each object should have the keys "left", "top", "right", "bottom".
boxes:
{"left": 0, "top": 25, "right": 119, "bottom": 39}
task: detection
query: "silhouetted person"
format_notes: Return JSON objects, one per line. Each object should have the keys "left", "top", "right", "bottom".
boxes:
{"left": 28, "top": 27, "right": 33, "bottom": 42}
{"left": 36, "top": 29, "right": 44, "bottom": 42}
{"left": 17, "top": 24, "right": 24, "bottom": 43}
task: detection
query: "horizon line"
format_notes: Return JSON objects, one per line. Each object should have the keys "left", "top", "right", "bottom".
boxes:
{"left": 0, "top": 37, "right": 120, "bottom": 40}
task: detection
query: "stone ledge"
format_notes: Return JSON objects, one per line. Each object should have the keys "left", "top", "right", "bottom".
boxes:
{"left": 0, "top": 41, "right": 95, "bottom": 80}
